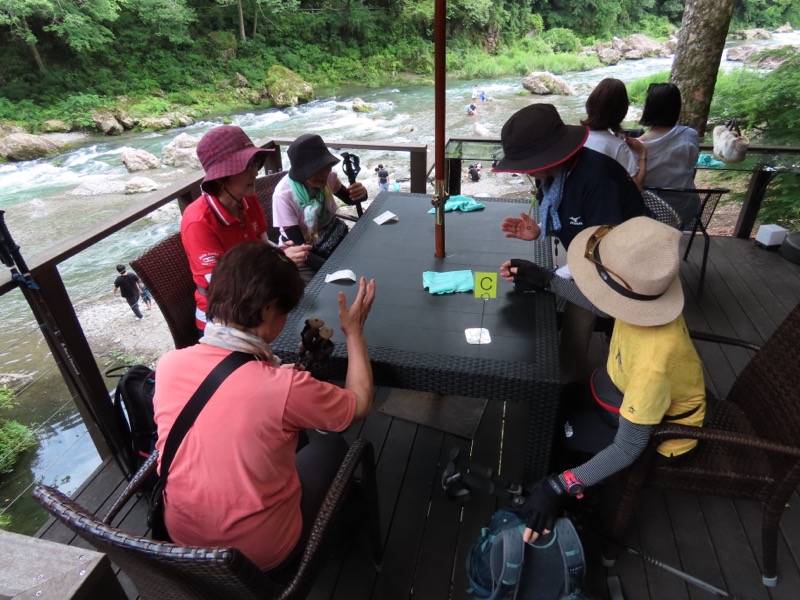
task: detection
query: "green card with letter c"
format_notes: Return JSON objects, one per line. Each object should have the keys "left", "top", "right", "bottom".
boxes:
{"left": 474, "top": 272, "right": 497, "bottom": 299}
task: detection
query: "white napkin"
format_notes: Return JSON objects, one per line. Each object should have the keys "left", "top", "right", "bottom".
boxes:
{"left": 373, "top": 211, "right": 398, "bottom": 225}
{"left": 465, "top": 328, "right": 491, "bottom": 345}
{"left": 325, "top": 269, "right": 357, "bottom": 283}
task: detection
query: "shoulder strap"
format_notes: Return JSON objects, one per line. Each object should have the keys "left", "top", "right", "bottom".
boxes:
{"left": 159, "top": 351, "right": 256, "bottom": 485}
{"left": 487, "top": 527, "right": 525, "bottom": 600}
{"left": 554, "top": 518, "right": 586, "bottom": 594}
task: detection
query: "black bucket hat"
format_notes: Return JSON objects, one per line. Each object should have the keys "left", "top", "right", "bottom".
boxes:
{"left": 493, "top": 104, "right": 588, "bottom": 173}
{"left": 288, "top": 134, "right": 340, "bottom": 182}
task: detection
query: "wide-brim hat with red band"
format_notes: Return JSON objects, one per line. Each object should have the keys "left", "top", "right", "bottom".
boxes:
{"left": 196, "top": 125, "right": 272, "bottom": 184}
{"left": 493, "top": 103, "right": 588, "bottom": 173}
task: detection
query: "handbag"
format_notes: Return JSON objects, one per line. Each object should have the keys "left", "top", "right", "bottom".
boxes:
{"left": 712, "top": 119, "right": 749, "bottom": 163}
{"left": 312, "top": 217, "right": 349, "bottom": 259}
{"left": 147, "top": 351, "right": 256, "bottom": 541}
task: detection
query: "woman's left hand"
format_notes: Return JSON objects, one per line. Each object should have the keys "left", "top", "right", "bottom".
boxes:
{"left": 348, "top": 182, "right": 368, "bottom": 202}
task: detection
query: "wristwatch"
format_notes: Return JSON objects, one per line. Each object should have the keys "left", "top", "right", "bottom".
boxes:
{"left": 561, "top": 470, "right": 585, "bottom": 499}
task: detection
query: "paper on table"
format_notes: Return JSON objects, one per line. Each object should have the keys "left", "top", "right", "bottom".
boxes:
{"left": 325, "top": 269, "right": 357, "bottom": 283}
{"left": 465, "top": 328, "right": 491, "bottom": 345}
{"left": 373, "top": 211, "right": 398, "bottom": 225}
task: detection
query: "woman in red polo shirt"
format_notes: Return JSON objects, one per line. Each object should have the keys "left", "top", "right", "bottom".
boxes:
{"left": 181, "top": 125, "right": 312, "bottom": 334}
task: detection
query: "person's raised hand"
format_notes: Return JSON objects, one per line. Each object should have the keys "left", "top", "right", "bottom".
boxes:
{"left": 624, "top": 136, "right": 646, "bottom": 159}
{"left": 348, "top": 182, "right": 368, "bottom": 202}
{"left": 338, "top": 277, "right": 376, "bottom": 337}
{"left": 501, "top": 212, "right": 540, "bottom": 241}
{"left": 282, "top": 242, "right": 311, "bottom": 266}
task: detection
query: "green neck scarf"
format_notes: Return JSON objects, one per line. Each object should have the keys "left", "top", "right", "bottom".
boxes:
{"left": 289, "top": 178, "right": 332, "bottom": 235}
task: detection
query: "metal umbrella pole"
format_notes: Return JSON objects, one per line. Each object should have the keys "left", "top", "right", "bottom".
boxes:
{"left": 432, "top": 0, "right": 447, "bottom": 258}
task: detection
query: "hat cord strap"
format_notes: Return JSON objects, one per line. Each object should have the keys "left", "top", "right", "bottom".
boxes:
{"left": 593, "top": 246, "right": 662, "bottom": 302}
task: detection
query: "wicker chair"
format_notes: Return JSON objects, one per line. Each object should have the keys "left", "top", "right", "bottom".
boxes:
{"left": 32, "top": 438, "right": 383, "bottom": 600}
{"left": 643, "top": 187, "right": 729, "bottom": 296}
{"left": 254, "top": 172, "right": 288, "bottom": 243}
{"left": 605, "top": 302, "right": 800, "bottom": 587}
{"left": 131, "top": 231, "right": 198, "bottom": 349}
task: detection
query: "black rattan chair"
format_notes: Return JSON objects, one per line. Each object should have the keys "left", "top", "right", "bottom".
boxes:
{"left": 131, "top": 231, "right": 198, "bottom": 349}
{"left": 255, "top": 172, "right": 288, "bottom": 243}
{"left": 643, "top": 187, "right": 729, "bottom": 296}
{"left": 33, "top": 438, "right": 383, "bottom": 600}
{"left": 606, "top": 303, "right": 800, "bottom": 587}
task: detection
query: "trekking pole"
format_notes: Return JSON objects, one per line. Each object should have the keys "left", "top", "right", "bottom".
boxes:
{"left": 341, "top": 152, "right": 363, "bottom": 217}
{"left": 603, "top": 535, "right": 749, "bottom": 600}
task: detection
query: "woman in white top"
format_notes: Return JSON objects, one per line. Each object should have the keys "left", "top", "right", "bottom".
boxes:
{"left": 581, "top": 78, "right": 647, "bottom": 190}
{"left": 638, "top": 83, "right": 699, "bottom": 190}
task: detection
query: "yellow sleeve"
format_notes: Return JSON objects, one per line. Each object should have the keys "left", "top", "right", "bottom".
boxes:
{"left": 618, "top": 368, "right": 672, "bottom": 425}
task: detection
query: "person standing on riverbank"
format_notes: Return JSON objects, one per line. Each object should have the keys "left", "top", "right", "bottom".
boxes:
{"left": 113, "top": 264, "right": 144, "bottom": 319}
{"left": 376, "top": 164, "right": 390, "bottom": 191}
{"left": 182, "top": 126, "right": 312, "bottom": 334}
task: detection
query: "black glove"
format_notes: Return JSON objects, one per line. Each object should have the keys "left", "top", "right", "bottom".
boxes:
{"left": 518, "top": 475, "right": 566, "bottom": 534}
{"left": 509, "top": 259, "right": 553, "bottom": 292}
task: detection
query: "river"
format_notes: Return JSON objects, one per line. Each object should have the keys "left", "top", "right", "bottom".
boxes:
{"left": 1, "top": 32, "right": 798, "bottom": 534}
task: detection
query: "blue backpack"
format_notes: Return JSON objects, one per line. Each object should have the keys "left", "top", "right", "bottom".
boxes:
{"left": 466, "top": 509, "right": 587, "bottom": 600}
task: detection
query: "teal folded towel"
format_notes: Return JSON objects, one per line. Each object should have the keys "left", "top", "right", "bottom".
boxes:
{"left": 428, "top": 195, "right": 486, "bottom": 213}
{"left": 697, "top": 153, "right": 725, "bottom": 168}
{"left": 422, "top": 270, "right": 474, "bottom": 294}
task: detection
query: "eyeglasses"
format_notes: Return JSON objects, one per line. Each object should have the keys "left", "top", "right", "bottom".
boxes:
{"left": 246, "top": 155, "right": 266, "bottom": 173}
{"left": 584, "top": 225, "right": 633, "bottom": 291}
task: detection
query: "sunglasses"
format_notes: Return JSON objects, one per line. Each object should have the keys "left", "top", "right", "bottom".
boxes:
{"left": 584, "top": 225, "right": 633, "bottom": 291}
{"left": 246, "top": 155, "right": 266, "bottom": 173}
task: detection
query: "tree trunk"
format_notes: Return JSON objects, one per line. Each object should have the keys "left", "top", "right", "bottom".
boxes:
{"left": 237, "top": 0, "right": 246, "bottom": 41}
{"left": 670, "top": 0, "right": 735, "bottom": 136}
{"left": 29, "top": 42, "right": 46, "bottom": 73}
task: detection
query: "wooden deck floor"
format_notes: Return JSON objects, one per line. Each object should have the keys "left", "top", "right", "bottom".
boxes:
{"left": 35, "top": 235, "right": 800, "bottom": 600}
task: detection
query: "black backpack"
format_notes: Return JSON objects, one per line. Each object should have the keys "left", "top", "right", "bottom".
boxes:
{"left": 466, "top": 509, "right": 589, "bottom": 600}
{"left": 105, "top": 365, "right": 157, "bottom": 481}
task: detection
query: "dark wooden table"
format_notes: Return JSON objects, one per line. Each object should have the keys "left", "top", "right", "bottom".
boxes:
{"left": 272, "top": 191, "right": 560, "bottom": 482}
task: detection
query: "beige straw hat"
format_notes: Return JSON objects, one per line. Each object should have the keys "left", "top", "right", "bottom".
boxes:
{"left": 567, "top": 217, "right": 684, "bottom": 326}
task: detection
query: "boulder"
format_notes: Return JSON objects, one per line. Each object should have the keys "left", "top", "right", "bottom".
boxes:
{"left": 352, "top": 98, "right": 375, "bottom": 113}
{"left": 610, "top": 37, "right": 632, "bottom": 54}
{"left": 138, "top": 115, "right": 176, "bottom": 131}
{"left": 265, "top": 65, "right": 314, "bottom": 107}
{"left": 122, "top": 148, "right": 160, "bottom": 172}
{"left": 732, "top": 29, "right": 772, "bottom": 40}
{"left": 398, "top": 124, "right": 416, "bottom": 134}
{"left": 623, "top": 34, "right": 672, "bottom": 57}
{"left": 40, "top": 120, "right": 72, "bottom": 133}
{"left": 161, "top": 133, "right": 201, "bottom": 169}
{"left": 521, "top": 72, "right": 576, "bottom": 96}
{"left": 91, "top": 110, "right": 123, "bottom": 135}
{"left": 116, "top": 110, "right": 136, "bottom": 130}
{"left": 125, "top": 177, "right": 160, "bottom": 194}
{"left": 0, "top": 123, "right": 27, "bottom": 137}
{"left": 597, "top": 47, "right": 622, "bottom": 65}
{"left": 472, "top": 123, "right": 493, "bottom": 138}
{"left": 775, "top": 23, "right": 793, "bottom": 34}
{"left": 69, "top": 179, "right": 126, "bottom": 196}
{"left": 0, "top": 133, "right": 59, "bottom": 161}
{"left": 727, "top": 45, "right": 759, "bottom": 62}
{"left": 232, "top": 72, "right": 251, "bottom": 88}
{"left": 235, "top": 88, "right": 262, "bottom": 105}
{"left": 169, "top": 112, "right": 195, "bottom": 127}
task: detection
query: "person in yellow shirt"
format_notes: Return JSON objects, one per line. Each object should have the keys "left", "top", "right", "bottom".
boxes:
{"left": 518, "top": 216, "right": 705, "bottom": 541}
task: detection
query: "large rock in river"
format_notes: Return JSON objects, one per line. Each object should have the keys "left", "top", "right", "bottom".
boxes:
{"left": 122, "top": 148, "right": 160, "bottom": 171}
{"left": 0, "top": 133, "right": 60, "bottom": 161}
{"left": 265, "top": 65, "right": 313, "bottom": 107}
{"left": 162, "top": 133, "right": 201, "bottom": 169}
{"left": 522, "top": 72, "right": 575, "bottom": 96}
{"left": 91, "top": 110, "right": 124, "bottom": 135}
